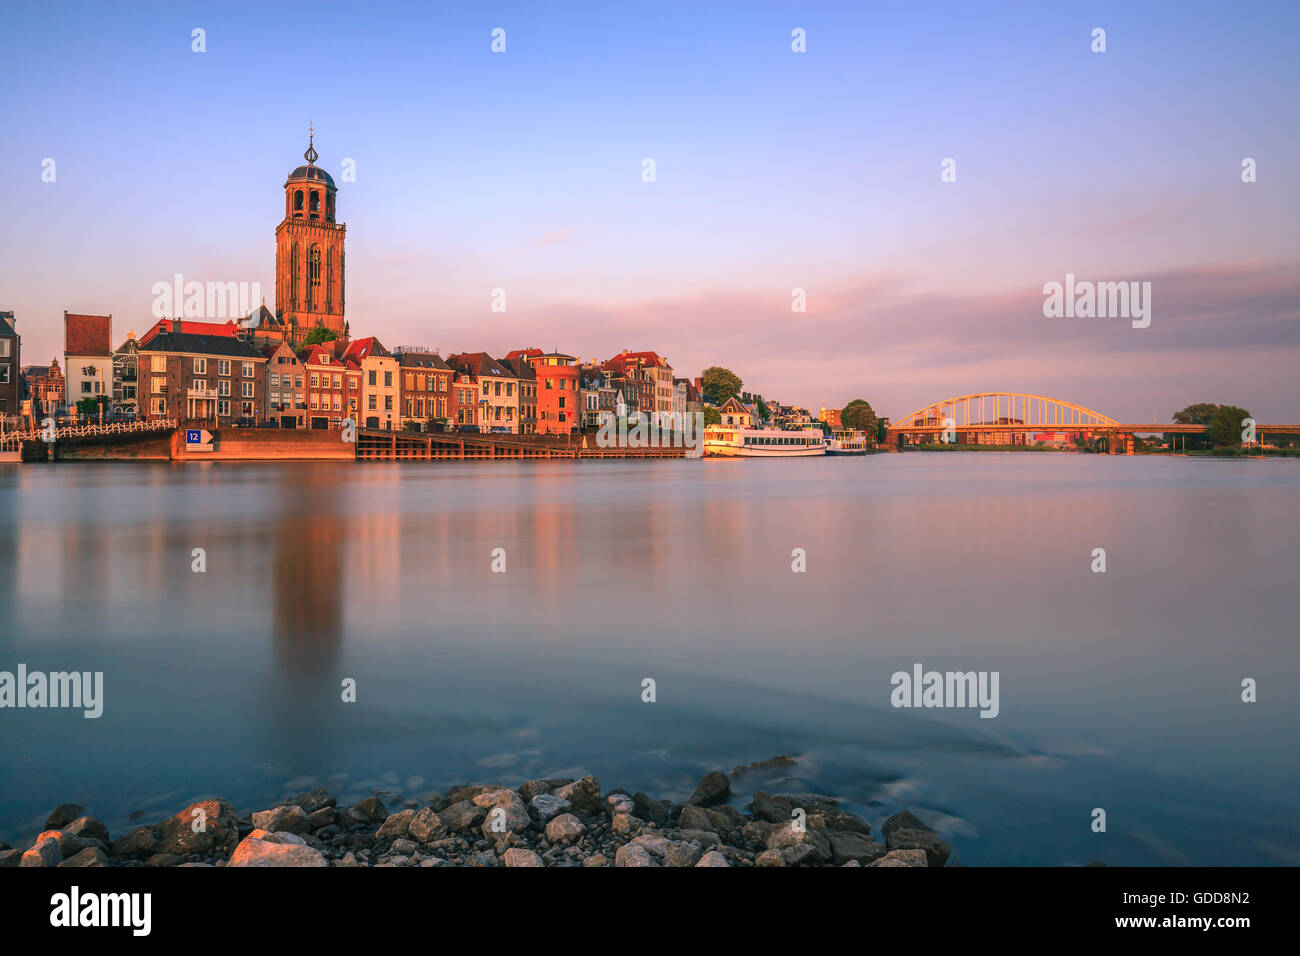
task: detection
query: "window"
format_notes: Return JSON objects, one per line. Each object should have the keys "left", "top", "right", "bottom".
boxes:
{"left": 0, "top": 340, "right": 8, "bottom": 357}
{"left": 218, "top": 400, "right": 230, "bottom": 417}
{"left": 242, "top": 381, "right": 254, "bottom": 398}
{"left": 81, "top": 381, "right": 92, "bottom": 394}
{"left": 494, "top": 382, "right": 501, "bottom": 397}
{"left": 295, "top": 375, "right": 303, "bottom": 388}
{"left": 242, "top": 401, "right": 253, "bottom": 417}
{"left": 152, "top": 377, "right": 165, "bottom": 394}
{"left": 152, "top": 355, "right": 167, "bottom": 372}
{"left": 193, "top": 380, "right": 207, "bottom": 393}
{"left": 384, "top": 396, "right": 392, "bottom": 411}
{"left": 368, "top": 370, "right": 377, "bottom": 386}
{"left": 332, "top": 395, "right": 341, "bottom": 411}
{"left": 368, "top": 395, "right": 376, "bottom": 410}
{"left": 152, "top": 398, "right": 166, "bottom": 415}
{"left": 311, "top": 395, "right": 319, "bottom": 410}
{"left": 383, "top": 371, "right": 390, "bottom": 387}
{"left": 243, "top": 363, "right": 254, "bottom": 378}
{"left": 311, "top": 373, "right": 319, "bottom": 388}
{"left": 269, "top": 373, "right": 279, "bottom": 388}
{"left": 193, "top": 358, "right": 206, "bottom": 374}
{"left": 332, "top": 374, "right": 341, "bottom": 389}
{"left": 482, "top": 382, "right": 489, "bottom": 394}
{"left": 218, "top": 380, "right": 230, "bottom": 396}
{"left": 405, "top": 373, "right": 414, "bottom": 389}
{"left": 218, "top": 360, "right": 230, "bottom": 376}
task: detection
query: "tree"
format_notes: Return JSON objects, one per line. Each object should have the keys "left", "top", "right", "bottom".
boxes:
{"left": 1207, "top": 405, "right": 1252, "bottom": 448}
{"left": 301, "top": 326, "right": 338, "bottom": 348}
{"left": 841, "top": 398, "right": 877, "bottom": 433}
{"left": 1172, "top": 403, "right": 1219, "bottom": 425}
{"left": 702, "top": 406, "right": 721, "bottom": 426}
{"left": 754, "top": 397, "right": 770, "bottom": 423}
{"left": 701, "top": 367, "right": 742, "bottom": 405}
{"left": 76, "top": 396, "right": 108, "bottom": 418}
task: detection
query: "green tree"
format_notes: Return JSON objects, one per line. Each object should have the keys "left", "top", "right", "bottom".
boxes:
{"left": 1207, "top": 405, "right": 1252, "bottom": 448}
{"left": 841, "top": 398, "right": 877, "bottom": 433}
{"left": 301, "top": 326, "right": 338, "bottom": 348}
{"left": 1172, "top": 403, "right": 1219, "bottom": 425}
{"left": 75, "top": 396, "right": 108, "bottom": 418}
{"left": 754, "top": 397, "right": 770, "bottom": 423}
{"left": 701, "top": 367, "right": 742, "bottom": 405}
{"left": 702, "top": 406, "right": 721, "bottom": 426}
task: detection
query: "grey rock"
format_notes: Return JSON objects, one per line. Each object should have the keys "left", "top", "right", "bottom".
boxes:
{"left": 288, "top": 788, "right": 336, "bottom": 813}
{"left": 881, "top": 810, "right": 932, "bottom": 838}
{"left": 45, "top": 804, "right": 85, "bottom": 830}
{"left": 867, "top": 848, "right": 929, "bottom": 868}
{"left": 687, "top": 771, "right": 730, "bottom": 807}
{"left": 439, "top": 800, "right": 486, "bottom": 832}
{"left": 633, "top": 792, "right": 670, "bottom": 826}
{"left": 553, "top": 775, "right": 601, "bottom": 814}
{"left": 528, "top": 793, "right": 571, "bottom": 822}
{"left": 408, "top": 807, "right": 445, "bottom": 843}
{"left": 614, "top": 842, "right": 658, "bottom": 867}
{"left": 350, "top": 796, "right": 389, "bottom": 824}
{"left": 111, "top": 826, "right": 157, "bottom": 860}
{"left": 828, "top": 830, "right": 888, "bottom": 866}
{"left": 58, "top": 846, "right": 108, "bottom": 867}
{"left": 64, "top": 816, "right": 111, "bottom": 846}
{"left": 474, "top": 789, "right": 530, "bottom": 835}
{"left": 886, "top": 826, "right": 951, "bottom": 867}
{"left": 631, "top": 833, "right": 704, "bottom": 867}
{"left": 20, "top": 836, "right": 62, "bottom": 867}
{"left": 154, "top": 799, "right": 239, "bottom": 857}
{"left": 0, "top": 848, "right": 23, "bottom": 868}
{"left": 696, "top": 850, "right": 729, "bottom": 867}
{"left": 228, "top": 835, "right": 328, "bottom": 867}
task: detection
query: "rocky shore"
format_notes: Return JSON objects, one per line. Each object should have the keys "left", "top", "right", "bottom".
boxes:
{"left": 1, "top": 759, "right": 953, "bottom": 868}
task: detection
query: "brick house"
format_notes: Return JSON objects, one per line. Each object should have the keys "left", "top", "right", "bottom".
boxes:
{"left": 137, "top": 323, "right": 267, "bottom": 424}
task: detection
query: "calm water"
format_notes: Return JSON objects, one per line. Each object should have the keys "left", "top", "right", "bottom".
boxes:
{"left": 1, "top": 454, "right": 1297, "bottom": 865}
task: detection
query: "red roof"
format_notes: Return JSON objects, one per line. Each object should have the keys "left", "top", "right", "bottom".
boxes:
{"left": 139, "top": 318, "right": 238, "bottom": 346}
{"left": 65, "top": 313, "right": 112, "bottom": 356}
{"left": 340, "top": 336, "right": 388, "bottom": 363}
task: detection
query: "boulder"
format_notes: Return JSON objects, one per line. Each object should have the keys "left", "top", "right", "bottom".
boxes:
{"left": 630, "top": 833, "right": 703, "bottom": 867}
{"left": 881, "top": 810, "right": 932, "bottom": 839}
{"left": 504, "top": 848, "right": 543, "bottom": 868}
{"left": 408, "top": 807, "right": 445, "bottom": 843}
{"left": 0, "top": 849, "right": 22, "bottom": 868}
{"left": 553, "top": 776, "right": 601, "bottom": 814}
{"left": 58, "top": 846, "right": 109, "bottom": 867}
{"left": 20, "top": 836, "right": 62, "bottom": 867}
{"left": 439, "top": 800, "right": 486, "bottom": 832}
{"left": 349, "top": 796, "right": 389, "bottom": 824}
{"left": 110, "top": 826, "right": 157, "bottom": 860}
{"left": 614, "top": 842, "right": 658, "bottom": 867}
{"left": 886, "top": 827, "right": 951, "bottom": 867}
{"left": 686, "top": 771, "right": 730, "bottom": 807}
{"left": 375, "top": 808, "right": 416, "bottom": 839}
{"left": 44, "top": 803, "right": 84, "bottom": 830}
{"left": 251, "top": 805, "right": 311, "bottom": 835}
{"left": 827, "top": 830, "right": 888, "bottom": 866}
{"left": 227, "top": 835, "right": 328, "bottom": 867}
{"left": 604, "top": 792, "right": 636, "bottom": 818}
{"left": 696, "top": 850, "right": 729, "bottom": 867}
{"left": 545, "top": 813, "right": 586, "bottom": 845}
{"left": 63, "top": 816, "right": 111, "bottom": 846}
{"left": 867, "top": 848, "right": 929, "bottom": 868}
{"left": 154, "top": 799, "right": 239, "bottom": 857}
{"left": 632, "top": 792, "right": 670, "bottom": 827}
{"left": 754, "top": 849, "right": 784, "bottom": 867}
{"left": 287, "top": 788, "right": 336, "bottom": 813}
{"left": 473, "top": 789, "right": 530, "bottom": 835}
{"left": 678, "top": 804, "right": 746, "bottom": 833}
{"left": 528, "top": 793, "right": 571, "bottom": 822}
{"left": 765, "top": 819, "right": 831, "bottom": 864}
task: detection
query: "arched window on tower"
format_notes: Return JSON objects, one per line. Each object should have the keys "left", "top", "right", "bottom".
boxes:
{"left": 309, "top": 191, "right": 320, "bottom": 219}
{"left": 326, "top": 192, "right": 335, "bottom": 222}
{"left": 308, "top": 245, "right": 322, "bottom": 309}
{"left": 294, "top": 190, "right": 304, "bottom": 217}
{"left": 290, "top": 242, "right": 300, "bottom": 308}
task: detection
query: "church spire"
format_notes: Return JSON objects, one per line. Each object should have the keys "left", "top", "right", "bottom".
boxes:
{"left": 304, "top": 121, "right": 318, "bottom": 165}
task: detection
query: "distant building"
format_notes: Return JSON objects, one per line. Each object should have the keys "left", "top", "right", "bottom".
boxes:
{"left": 263, "top": 340, "right": 306, "bottom": 427}
{"left": 342, "top": 337, "right": 399, "bottom": 431}
{"left": 111, "top": 330, "right": 139, "bottom": 419}
{"left": 450, "top": 369, "right": 478, "bottom": 428}
{"left": 0, "top": 311, "right": 19, "bottom": 414}
{"left": 717, "top": 396, "right": 752, "bottom": 428}
{"left": 139, "top": 318, "right": 239, "bottom": 346}
{"left": 301, "top": 343, "right": 359, "bottom": 429}
{"left": 137, "top": 321, "right": 267, "bottom": 423}
{"left": 501, "top": 350, "right": 541, "bottom": 434}
{"left": 64, "top": 312, "right": 113, "bottom": 416}
{"left": 447, "top": 352, "right": 519, "bottom": 433}
{"left": 23, "top": 360, "right": 64, "bottom": 420}
{"left": 580, "top": 365, "right": 617, "bottom": 430}
{"left": 819, "top": 403, "right": 842, "bottom": 429}
{"left": 393, "top": 348, "right": 452, "bottom": 430}
{"left": 602, "top": 350, "right": 674, "bottom": 426}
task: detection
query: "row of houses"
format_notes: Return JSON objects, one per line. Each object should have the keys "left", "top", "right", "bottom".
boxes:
{"left": 9, "top": 312, "right": 707, "bottom": 435}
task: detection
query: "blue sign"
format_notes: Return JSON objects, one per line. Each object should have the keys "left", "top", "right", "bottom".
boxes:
{"left": 186, "top": 429, "right": 202, "bottom": 444}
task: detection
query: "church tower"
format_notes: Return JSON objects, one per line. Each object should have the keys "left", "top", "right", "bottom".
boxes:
{"left": 275, "top": 128, "right": 346, "bottom": 344}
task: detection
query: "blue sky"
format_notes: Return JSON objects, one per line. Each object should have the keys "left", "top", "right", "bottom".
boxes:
{"left": 2, "top": 0, "right": 1297, "bottom": 418}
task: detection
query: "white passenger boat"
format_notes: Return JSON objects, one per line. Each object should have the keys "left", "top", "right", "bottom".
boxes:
{"left": 825, "top": 431, "right": 869, "bottom": 455}
{"left": 703, "top": 425, "right": 825, "bottom": 457}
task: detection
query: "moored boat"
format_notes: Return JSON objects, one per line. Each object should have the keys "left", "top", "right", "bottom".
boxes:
{"left": 703, "top": 425, "right": 825, "bottom": 457}
{"left": 825, "top": 430, "right": 870, "bottom": 455}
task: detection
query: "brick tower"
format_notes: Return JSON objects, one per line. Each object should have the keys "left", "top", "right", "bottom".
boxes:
{"left": 275, "top": 127, "right": 347, "bottom": 344}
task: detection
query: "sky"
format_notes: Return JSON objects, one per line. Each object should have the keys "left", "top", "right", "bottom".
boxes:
{"left": 1, "top": 0, "right": 1297, "bottom": 421}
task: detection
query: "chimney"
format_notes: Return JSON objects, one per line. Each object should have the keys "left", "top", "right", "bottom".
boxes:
{"left": 172, "top": 318, "right": 182, "bottom": 334}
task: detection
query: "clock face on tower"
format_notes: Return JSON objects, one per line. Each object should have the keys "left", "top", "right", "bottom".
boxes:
{"left": 275, "top": 130, "right": 346, "bottom": 344}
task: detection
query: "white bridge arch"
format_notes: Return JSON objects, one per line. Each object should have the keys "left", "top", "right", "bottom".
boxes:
{"left": 890, "top": 393, "right": 1119, "bottom": 431}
